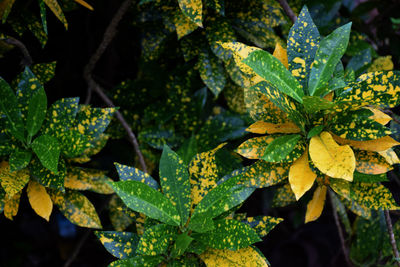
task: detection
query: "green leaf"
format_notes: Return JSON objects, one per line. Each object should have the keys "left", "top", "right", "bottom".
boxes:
{"left": 58, "top": 129, "right": 91, "bottom": 158}
{"left": 30, "top": 158, "right": 66, "bottom": 190}
{"left": 110, "top": 181, "right": 181, "bottom": 226}
{"left": 26, "top": 87, "right": 47, "bottom": 138}
{"left": 160, "top": 145, "right": 191, "bottom": 226}
{"left": 353, "top": 172, "right": 388, "bottom": 183}
{"left": 43, "top": 0, "right": 68, "bottom": 29}
{"left": 38, "top": 0, "right": 48, "bottom": 35}
{"left": 109, "top": 255, "right": 164, "bottom": 267}
{"left": 136, "top": 224, "right": 178, "bottom": 256}
{"left": 31, "top": 61, "right": 56, "bottom": 84}
{"left": 43, "top": 97, "right": 79, "bottom": 134}
{"left": 187, "top": 214, "right": 215, "bottom": 233}
{"left": 272, "top": 183, "right": 296, "bottom": 207}
{"left": 242, "top": 216, "right": 283, "bottom": 238}
{"left": 287, "top": 5, "right": 320, "bottom": 89}
{"left": 50, "top": 190, "right": 102, "bottom": 228}
{"left": 9, "top": 150, "right": 32, "bottom": 172}
{"left": 170, "top": 233, "right": 193, "bottom": 258}
{"left": 177, "top": 0, "right": 202, "bottom": 27}
{"left": 192, "top": 219, "right": 261, "bottom": 250}
{"left": 95, "top": 231, "right": 139, "bottom": 259}
{"left": 302, "top": 96, "right": 334, "bottom": 114}
{"left": 114, "top": 163, "right": 159, "bottom": 190}
{"left": 309, "top": 23, "right": 352, "bottom": 96}
{"left": 0, "top": 77, "right": 25, "bottom": 142}
{"left": 206, "top": 16, "right": 235, "bottom": 61}
{"left": 345, "top": 48, "right": 371, "bottom": 76}
{"left": 31, "top": 134, "right": 60, "bottom": 173}
{"left": 198, "top": 49, "right": 226, "bottom": 97}
{"left": 240, "top": 160, "right": 289, "bottom": 188}
{"left": 243, "top": 50, "right": 304, "bottom": 103}
{"left": 75, "top": 106, "right": 115, "bottom": 140}
{"left": 307, "top": 125, "right": 324, "bottom": 139}
{"left": 16, "top": 67, "right": 44, "bottom": 119}
{"left": 177, "top": 135, "right": 198, "bottom": 165}
{"left": 262, "top": 134, "right": 302, "bottom": 163}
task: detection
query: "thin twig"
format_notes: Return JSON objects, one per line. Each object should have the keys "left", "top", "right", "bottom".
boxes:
{"left": 83, "top": 0, "right": 132, "bottom": 104}
{"left": 278, "top": 0, "right": 297, "bottom": 24}
{"left": 384, "top": 210, "right": 400, "bottom": 267}
{"left": 329, "top": 191, "right": 353, "bottom": 267}
{"left": 4, "top": 37, "right": 33, "bottom": 66}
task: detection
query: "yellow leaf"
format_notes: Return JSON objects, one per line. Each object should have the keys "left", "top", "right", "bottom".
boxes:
{"left": 74, "top": 0, "right": 93, "bottom": 11}
{"left": 246, "top": 121, "right": 300, "bottom": 134}
{"left": 4, "top": 191, "right": 21, "bottom": 220}
{"left": 333, "top": 134, "right": 400, "bottom": 152}
{"left": 27, "top": 181, "right": 53, "bottom": 221}
{"left": 273, "top": 43, "right": 288, "bottom": 69}
{"left": 0, "top": 161, "right": 29, "bottom": 198}
{"left": 200, "top": 247, "right": 268, "bottom": 267}
{"left": 368, "top": 56, "right": 394, "bottom": 72}
{"left": 323, "top": 92, "right": 334, "bottom": 102}
{"left": 289, "top": 151, "right": 317, "bottom": 200}
{"left": 365, "top": 107, "right": 391, "bottom": 125}
{"left": 305, "top": 185, "right": 327, "bottom": 223}
{"left": 44, "top": 0, "right": 68, "bottom": 29}
{"left": 379, "top": 148, "right": 400, "bottom": 165}
{"left": 309, "top": 132, "right": 355, "bottom": 181}
{"left": 64, "top": 167, "right": 114, "bottom": 194}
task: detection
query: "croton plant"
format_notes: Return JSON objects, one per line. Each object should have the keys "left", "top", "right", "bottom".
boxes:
{"left": 224, "top": 5, "right": 400, "bottom": 222}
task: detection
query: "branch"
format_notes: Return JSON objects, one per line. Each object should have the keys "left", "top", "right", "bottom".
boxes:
{"left": 329, "top": 191, "right": 353, "bottom": 267}
{"left": 278, "top": 0, "right": 297, "bottom": 24}
{"left": 384, "top": 210, "right": 400, "bottom": 267}
{"left": 4, "top": 37, "right": 33, "bottom": 66}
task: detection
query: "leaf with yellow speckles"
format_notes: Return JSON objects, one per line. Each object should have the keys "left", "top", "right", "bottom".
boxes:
{"left": 51, "top": 189, "right": 102, "bottom": 228}
{"left": 206, "top": 17, "right": 235, "bottom": 61}
{"left": 173, "top": 9, "right": 198, "bottom": 39}
{"left": 43, "top": 0, "right": 68, "bottom": 29}
{"left": 378, "top": 148, "right": 400, "bottom": 165}
{"left": 27, "top": 180, "right": 53, "bottom": 221}
{"left": 246, "top": 121, "right": 300, "bottom": 134}
{"left": 43, "top": 97, "right": 79, "bottom": 135}
{"left": 160, "top": 145, "right": 191, "bottom": 226}
{"left": 272, "top": 183, "right": 296, "bottom": 207}
{"left": 74, "top": 106, "right": 116, "bottom": 141}
{"left": 108, "top": 195, "right": 136, "bottom": 231}
{"left": 243, "top": 50, "right": 304, "bottom": 103}
{"left": 205, "top": 0, "right": 224, "bottom": 15}
{"left": 64, "top": 167, "right": 114, "bottom": 194}
{"left": 333, "top": 134, "right": 400, "bottom": 152}
{"left": 305, "top": 185, "right": 327, "bottom": 223}
{"left": 287, "top": 6, "right": 320, "bottom": 89}
{"left": 262, "top": 134, "right": 303, "bottom": 163}
{"left": 110, "top": 180, "right": 181, "bottom": 226}
{"left": 243, "top": 216, "right": 283, "bottom": 238}
{"left": 170, "top": 233, "right": 193, "bottom": 258}
{"left": 236, "top": 135, "right": 275, "bottom": 160}
{"left": 9, "top": 149, "right": 32, "bottom": 172}
{"left": 137, "top": 224, "right": 178, "bottom": 256}
{"left": 115, "top": 163, "right": 159, "bottom": 190}
{"left": 26, "top": 14, "right": 48, "bottom": 47}
{"left": 289, "top": 151, "right": 317, "bottom": 200}
{"left": 193, "top": 219, "right": 260, "bottom": 250}
{"left": 95, "top": 231, "right": 139, "bottom": 259}
{"left": 177, "top": 0, "right": 202, "bottom": 27}
{"left": 368, "top": 56, "right": 394, "bottom": 72}
{"left": 198, "top": 49, "right": 226, "bottom": 96}
{"left": 30, "top": 157, "right": 66, "bottom": 190}
{"left": 108, "top": 255, "right": 164, "bottom": 267}
{"left": 199, "top": 246, "right": 269, "bottom": 267}
{"left": 0, "top": 161, "right": 29, "bottom": 197}
{"left": 302, "top": 96, "right": 334, "bottom": 114}
{"left": 58, "top": 129, "right": 91, "bottom": 158}
{"left": 272, "top": 43, "right": 288, "bottom": 69}
{"left": 366, "top": 107, "right": 392, "bottom": 125}
{"left": 309, "top": 23, "right": 351, "bottom": 96}
{"left": 4, "top": 190, "right": 21, "bottom": 220}
{"left": 309, "top": 131, "right": 355, "bottom": 180}
{"left": 331, "top": 109, "right": 391, "bottom": 141}
{"left": 31, "top": 134, "right": 60, "bottom": 173}
{"left": 241, "top": 160, "right": 289, "bottom": 188}
{"left": 353, "top": 171, "right": 388, "bottom": 183}
{"left": 31, "top": 61, "right": 56, "bottom": 84}
{"left": 355, "top": 150, "right": 393, "bottom": 175}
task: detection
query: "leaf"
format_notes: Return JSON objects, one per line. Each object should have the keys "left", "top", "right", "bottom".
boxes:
{"left": 172, "top": 9, "right": 198, "bottom": 39}
{"left": 287, "top": 5, "right": 320, "bottom": 89}
{"left": 170, "top": 233, "right": 193, "bottom": 258}
{"left": 198, "top": 49, "right": 226, "bottom": 97}
{"left": 355, "top": 150, "right": 393, "bottom": 175}
{"left": 74, "top": 106, "right": 115, "bottom": 141}
{"left": 305, "top": 185, "right": 327, "bottom": 223}
{"left": 309, "top": 131, "right": 355, "bottom": 180}
{"left": 159, "top": 145, "right": 191, "bottom": 226}
{"left": 58, "top": 129, "right": 91, "bottom": 158}
{"left": 289, "top": 151, "right": 317, "bottom": 200}
{"left": 0, "top": 161, "right": 29, "bottom": 197}
{"left": 51, "top": 190, "right": 102, "bottom": 228}
{"left": 333, "top": 134, "right": 400, "bottom": 152}
{"left": 368, "top": 56, "right": 394, "bottom": 72}
{"left": 262, "top": 134, "right": 302, "bottom": 163}
{"left": 366, "top": 107, "right": 392, "bottom": 125}
{"left": 95, "top": 231, "right": 139, "bottom": 259}
{"left": 9, "top": 150, "right": 32, "bottom": 172}
{"left": 242, "top": 216, "right": 283, "bottom": 238}
{"left": 110, "top": 181, "right": 180, "bottom": 226}
{"left": 3, "top": 191, "right": 21, "bottom": 220}
{"left": 272, "top": 183, "right": 297, "bottom": 207}
{"left": 308, "top": 23, "right": 352, "bottom": 96}
{"left": 0, "top": 77, "right": 25, "bottom": 142}
{"left": 0, "top": 0, "right": 16, "bottom": 22}
{"left": 108, "top": 195, "right": 136, "bottom": 232}
{"left": 26, "top": 87, "right": 47, "bottom": 137}
{"left": 177, "top": 0, "right": 202, "bottom": 27}
{"left": 272, "top": 43, "right": 288, "bottom": 69}
{"left": 30, "top": 158, "right": 66, "bottom": 190}
{"left": 193, "top": 219, "right": 261, "bottom": 250}
{"left": 136, "top": 224, "right": 178, "bottom": 256}
{"left": 177, "top": 135, "right": 198, "bottom": 165}
{"left": 378, "top": 148, "right": 400, "bottom": 165}
{"left": 115, "top": 163, "right": 159, "bottom": 190}
{"left": 307, "top": 125, "right": 324, "bottom": 139}
{"left": 31, "top": 134, "right": 61, "bottom": 173}
{"left": 353, "top": 172, "right": 388, "bottom": 183}
{"left": 43, "top": 0, "right": 68, "bottom": 29}
{"left": 31, "top": 61, "right": 56, "bottom": 84}
{"left": 246, "top": 121, "right": 300, "bottom": 134}
{"left": 27, "top": 180, "right": 53, "bottom": 221}
{"left": 199, "top": 246, "right": 268, "bottom": 267}
{"left": 38, "top": 0, "right": 48, "bottom": 35}
{"left": 74, "top": 0, "right": 94, "bottom": 11}
{"left": 108, "top": 255, "right": 164, "bottom": 267}
{"left": 206, "top": 17, "right": 236, "bottom": 61}
{"left": 243, "top": 50, "right": 304, "bottom": 103}
{"left": 43, "top": 97, "right": 79, "bottom": 135}
{"left": 64, "top": 167, "right": 114, "bottom": 194}
{"left": 240, "top": 160, "right": 289, "bottom": 188}
{"left": 302, "top": 96, "right": 334, "bottom": 114}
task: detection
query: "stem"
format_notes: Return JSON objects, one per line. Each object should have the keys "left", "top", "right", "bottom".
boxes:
{"left": 4, "top": 37, "right": 33, "bottom": 66}
{"left": 384, "top": 210, "right": 400, "bottom": 267}
{"left": 329, "top": 191, "right": 353, "bottom": 267}
{"left": 277, "top": 0, "right": 297, "bottom": 24}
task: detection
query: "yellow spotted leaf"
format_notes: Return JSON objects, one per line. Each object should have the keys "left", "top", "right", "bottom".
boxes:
{"left": 289, "top": 151, "right": 317, "bottom": 200}
{"left": 355, "top": 150, "right": 393, "bottom": 175}
{"left": 44, "top": 0, "right": 68, "bottom": 29}
{"left": 379, "top": 148, "right": 400, "bottom": 165}
{"left": 64, "top": 167, "right": 114, "bottom": 194}
{"left": 0, "top": 161, "right": 29, "bottom": 198}
{"left": 246, "top": 121, "right": 301, "bottom": 134}
{"left": 178, "top": 0, "right": 203, "bottom": 27}
{"left": 365, "top": 107, "right": 392, "bottom": 125}
{"left": 236, "top": 136, "right": 275, "bottom": 159}
{"left": 272, "top": 43, "right": 288, "bottom": 69}
{"left": 27, "top": 181, "right": 53, "bottom": 221}
{"left": 4, "top": 191, "right": 22, "bottom": 220}
{"left": 309, "top": 132, "right": 355, "bottom": 181}
{"left": 368, "top": 56, "right": 394, "bottom": 72}
{"left": 305, "top": 185, "right": 327, "bottom": 223}
{"left": 173, "top": 9, "right": 198, "bottom": 39}
{"left": 199, "top": 247, "right": 269, "bottom": 267}
{"left": 333, "top": 134, "right": 400, "bottom": 152}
